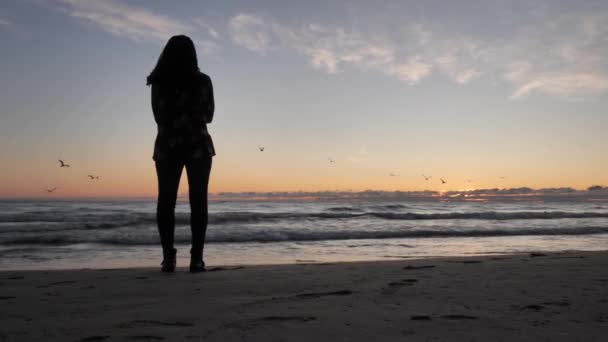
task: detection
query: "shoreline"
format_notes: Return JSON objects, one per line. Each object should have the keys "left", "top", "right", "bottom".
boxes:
{"left": 0, "top": 249, "right": 600, "bottom": 272}
{"left": 2, "top": 250, "right": 608, "bottom": 341}
{"left": 4, "top": 233, "right": 608, "bottom": 271}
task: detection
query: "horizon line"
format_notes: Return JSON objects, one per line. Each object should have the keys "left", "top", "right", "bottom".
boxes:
{"left": 2, "top": 185, "right": 607, "bottom": 201}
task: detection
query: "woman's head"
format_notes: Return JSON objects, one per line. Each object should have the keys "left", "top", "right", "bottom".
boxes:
{"left": 147, "top": 35, "right": 199, "bottom": 85}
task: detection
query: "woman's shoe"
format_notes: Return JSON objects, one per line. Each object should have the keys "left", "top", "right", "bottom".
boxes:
{"left": 161, "top": 248, "right": 177, "bottom": 273}
{"left": 189, "top": 258, "right": 206, "bottom": 273}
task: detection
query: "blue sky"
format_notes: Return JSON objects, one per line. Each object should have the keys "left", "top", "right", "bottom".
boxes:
{"left": 1, "top": 0, "right": 607, "bottom": 197}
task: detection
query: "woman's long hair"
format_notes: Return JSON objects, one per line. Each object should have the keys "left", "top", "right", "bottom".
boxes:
{"left": 147, "top": 35, "right": 200, "bottom": 86}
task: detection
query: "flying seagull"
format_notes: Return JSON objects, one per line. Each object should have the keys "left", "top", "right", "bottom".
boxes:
{"left": 58, "top": 159, "right": 70, "bottom": 168}
{"left": 258, "top": 146, "right": 265, "bottom": 152}
{"left": 389, "top": 173, "right": 398, "bottom": 177}
{"left": 440, "top": 178, "right": 446, "bottom": 184}
{"left": 422, "top": 174, "right": 432, "bottom": 181}
{"left": 87, "top": 175, "right": 100, "bottom": 180}
{"left": 328, "top": 158, "right": 335, "bottom": 164}
{"left": 45, "top": 187, "right": 58, "bottom": 193}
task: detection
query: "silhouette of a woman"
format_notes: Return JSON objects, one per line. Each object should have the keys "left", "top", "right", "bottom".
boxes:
{"left": 147, "top": 35, "right": 215, "bottom": 273}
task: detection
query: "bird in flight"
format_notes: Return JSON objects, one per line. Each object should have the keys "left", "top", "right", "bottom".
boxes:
{"left": 45, "top": 187, "right": 58, "bottom": 193}
{"left": 440, "top": 178, "right": 447, "bottom": 184}
{"left": 389, "top": 173, "right": 397, "bottom": 177}
{"left": 422, "top": 174, "right": 432, "bottom": 181}
{"left": 258, "top": 146, "right": 265, "bottom": 152}
{"left": 58, "top": 159, "right": 70, "bottom": 168}
{"left": 328, "top": 158, "right": 335, "bottom": 164}
{"left": 87, "top": 175, "right": 100, "bottom": 180}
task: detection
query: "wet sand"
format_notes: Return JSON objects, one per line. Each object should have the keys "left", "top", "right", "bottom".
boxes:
{"left": 1, "top": 251, "right": 608, "bottom": 341}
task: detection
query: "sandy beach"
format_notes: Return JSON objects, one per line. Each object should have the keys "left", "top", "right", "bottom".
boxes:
{"left": 1, "top": 251, "right": 608, "bottom": 341}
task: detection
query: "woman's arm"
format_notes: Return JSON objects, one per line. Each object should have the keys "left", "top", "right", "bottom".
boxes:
{"left": 206, "top": 77, "right": 215, "bottom": 124}
{"left": 197, "top": 75, "right": 214, "bottom": 124}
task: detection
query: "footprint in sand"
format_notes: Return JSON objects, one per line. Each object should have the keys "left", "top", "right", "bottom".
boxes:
{"left": 38, "top": 280, "right": 78, "bottom": 288}
{"left": 207, "top": 266, "right": 245, "bottom": 272}
{"left": 530, "top": 252, "right": 547, "bottom": 257}
{"left": 295, "top": 290, "right": 353, "bottom": 299}
{"left": 520, "top": 300, "right": 570, "bottom": 312}
{"left": 383, "top": 279, "right": 418, "bottom": 295}
{"left": 403, "top": 265, "right": 435, "bottom": 270}
{"left": 6, "top": 275, "right": 24, "bottom": 280}
{"left": 520, "top": 304, "right": 544, "bottom": 311}
{"left": 388, "top": 279, "right": 418, "bottom": 286}
{"left": 541, "top": 300, "right": 571, "bottom": 307}
{"left": 549, "top": 255, "right": 585, "bottom": 259}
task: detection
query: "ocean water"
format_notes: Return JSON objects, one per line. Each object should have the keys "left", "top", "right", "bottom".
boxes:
{"left": 1, "top": 199, "right": 608, "bottom": 270}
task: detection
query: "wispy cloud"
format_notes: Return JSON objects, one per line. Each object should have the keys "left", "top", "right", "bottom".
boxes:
{"left": 54, "top": 0, "right": 218, "bottom": 53}
{"left": 228, "top": 9, "right": 608, "bottom": 100}
{"left": 194, "top": 18, "right": 220, "bottom": 40}
{"left": 228, "top": 14, "right": 436, "bottom": 85}
{"left": 435, "top": 52, "right": 482, "bottom": 85}
{"left": 50, "top": 2, "right": 608, "bottom": 100}
{"left": 510, "top": 73, "right": 608, "bottom": 100}
{"left": 228, "top": 14, "right": 277, "bottom": 54}
{"left": 227, "top": 13, "right": 501, "bottom": 87}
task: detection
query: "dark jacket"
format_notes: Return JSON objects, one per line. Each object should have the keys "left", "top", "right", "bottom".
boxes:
{"left": 151, "top": 72, "right": 215, "bottom": 161}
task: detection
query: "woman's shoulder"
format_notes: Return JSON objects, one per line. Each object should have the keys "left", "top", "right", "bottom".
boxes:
{"left": 195, "top": 71, "right": 211, "bottom": 83}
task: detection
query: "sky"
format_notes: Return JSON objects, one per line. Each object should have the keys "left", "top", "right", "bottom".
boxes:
{"left": 1, "top": 0, "right": 607, "bottom": 198}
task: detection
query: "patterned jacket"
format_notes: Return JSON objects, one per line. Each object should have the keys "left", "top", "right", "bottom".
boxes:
{"left": 151, "top": 72, "right": 215, "bottom": 161}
